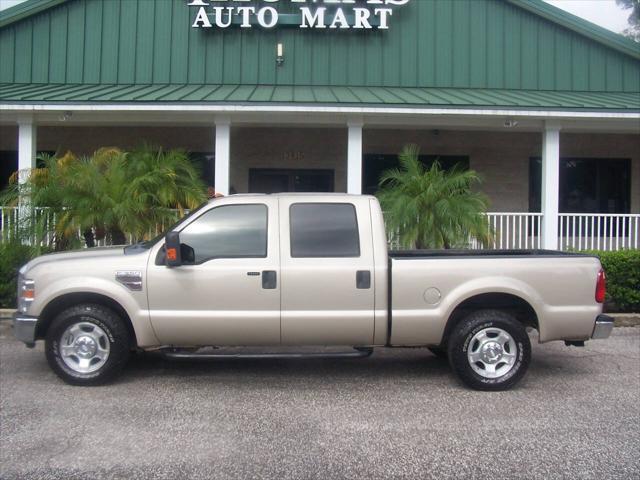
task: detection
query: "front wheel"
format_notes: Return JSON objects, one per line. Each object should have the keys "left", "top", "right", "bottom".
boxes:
{"left": 448, "top": 310, "right": 531, "bottom": 391}
{"left": 45, "top": 304, "right": 131, "bottom": 386}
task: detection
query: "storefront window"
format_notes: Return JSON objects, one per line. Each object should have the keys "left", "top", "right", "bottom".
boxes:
{"left": 0, "top": 151, "right": 17, "bottom": 191}
{"left": 362, "top": 154, "right": 469, "bottom": 195}
{"left": 189, "top": 152, "right": 215, "bottom": 187}
{"left": 529, "top": 158, "right": 631, "bottom": 213}
{"left": 249, "top": 169, "right": 334, "bottom": 194}
{"left": 0, "top": 151, "right": 54, "bottom": 191}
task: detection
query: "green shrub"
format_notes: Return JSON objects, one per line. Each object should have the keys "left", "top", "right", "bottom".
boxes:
{"left": 0, "top": 243, "right": 50, "bottom": 309}
{"left": 583, "top": 250, "right": 640, "bottom": 313}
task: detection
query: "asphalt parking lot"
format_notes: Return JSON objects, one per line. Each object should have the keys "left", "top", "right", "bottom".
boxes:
{"left": 1, "top": 322, "right": 638, "bottom": 480}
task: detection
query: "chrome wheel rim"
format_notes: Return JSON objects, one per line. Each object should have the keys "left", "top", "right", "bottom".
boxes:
{"left": 467, "top": 327, "right": 517, "bottom": 379}
{"left": 59, "top": 322, "right": 110, "bottom": 374}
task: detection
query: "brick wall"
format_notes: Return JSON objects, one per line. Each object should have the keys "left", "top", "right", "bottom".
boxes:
{"left": 363, "top": 129, "right": 538, "bottom": 212}
{"left": 230, "top": 127, "right": 347, "bottom": 193}
{"left": 0, "top": 125, "right": 638, "bottom": 213}
{"left": 362, "top": 129, "right": 640, "bottom": 213}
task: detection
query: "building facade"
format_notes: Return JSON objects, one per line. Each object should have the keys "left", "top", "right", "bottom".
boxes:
{"left": 1, "top": 0, "right": 639, "bottom": 249}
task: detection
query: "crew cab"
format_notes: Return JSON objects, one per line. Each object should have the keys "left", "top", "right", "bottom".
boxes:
{"left": 14, "top": 194, "right": 613, "bottom": 390}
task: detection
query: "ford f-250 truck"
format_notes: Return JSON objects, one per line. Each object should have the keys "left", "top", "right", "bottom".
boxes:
{"left": 14, "top": 194, "right": 613, "bottom": 390}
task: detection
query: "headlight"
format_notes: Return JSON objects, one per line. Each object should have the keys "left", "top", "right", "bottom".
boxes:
{"left": 17, "top": 275, "right": 35, "bottom": 314}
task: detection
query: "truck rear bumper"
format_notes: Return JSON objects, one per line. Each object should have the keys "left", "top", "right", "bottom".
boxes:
{"left": 591, "top": 314, "right": 614, "bottom": 339}
{"left": 13, "top": 313, "right": 38, "bottom": 347}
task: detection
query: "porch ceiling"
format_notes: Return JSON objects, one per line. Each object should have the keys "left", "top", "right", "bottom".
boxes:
{"left": 1, "top": 83, "right": 639, "bottom": 112}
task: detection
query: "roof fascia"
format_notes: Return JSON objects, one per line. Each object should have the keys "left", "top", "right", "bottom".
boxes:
{"left": 0, "top": 0, "right": 70, "bottom": 29}
{"left": 507, "top": 0, "right": 640, "bottom": 60}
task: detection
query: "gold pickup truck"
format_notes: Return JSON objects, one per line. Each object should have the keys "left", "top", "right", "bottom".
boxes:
{"left": 14, "top": 194, "right": 613, "bottom": 390}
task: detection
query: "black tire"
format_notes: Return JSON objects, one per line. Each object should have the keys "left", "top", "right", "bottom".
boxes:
{"left": 428, "top": 347, "right": 448, "bottom": 360}
{"left": 45, "top": 303, "right": 130, "bottom": 386}
{"left": 447, "top": 310, "right": 531, "bottom": 391}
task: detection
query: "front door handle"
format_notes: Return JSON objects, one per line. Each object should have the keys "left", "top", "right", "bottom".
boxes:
{"left": 356, "top": 270, "right": 371, "bottom": 289}
{"left": 262, "top": 271, "right": 277, "bottom": 289}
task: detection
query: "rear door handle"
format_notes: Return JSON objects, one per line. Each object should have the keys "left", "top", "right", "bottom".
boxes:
{"left": 262, "top": 271, "right": 277, "bottom": 289}
{"left": 356, "top": 270, "right": 371, "bottom": 289}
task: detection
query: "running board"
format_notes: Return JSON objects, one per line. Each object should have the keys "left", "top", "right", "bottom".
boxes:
{"left": 161, "top": 347, "right": 373, "bottom": 360}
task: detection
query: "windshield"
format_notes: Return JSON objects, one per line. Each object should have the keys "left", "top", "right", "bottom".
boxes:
{"left": 123, "top": 201, "right": 210, "bottom": 253}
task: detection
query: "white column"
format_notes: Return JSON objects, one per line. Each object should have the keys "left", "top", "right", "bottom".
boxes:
{"left": 541, "top": 123, "right": 560, "bottom": 250}
{"left": 214, "top": 118, "right": 231, "bottom": 196}
{"left": 16, "top": 118, "right": 37, "bottom": 240}
{"left": 347, "top": 119, "right": 363, "bottom": 194}
{"left": 17, "top": 118, "right": 37, "bottom": 183}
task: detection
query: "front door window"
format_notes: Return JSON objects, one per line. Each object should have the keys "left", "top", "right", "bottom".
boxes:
{"left": 178, "top": 204, "right": 268, "bottom": 264}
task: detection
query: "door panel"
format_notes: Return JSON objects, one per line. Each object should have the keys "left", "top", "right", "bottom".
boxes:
{"left": 279, "top": 197, "right": 375, "bottom": 346}
{"left": 147, "top": 198, "right": 280, "bottom": 346}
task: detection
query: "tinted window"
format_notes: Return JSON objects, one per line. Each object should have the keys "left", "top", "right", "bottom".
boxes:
{"left": 529, "top": 157, "right": 631, "bottom": 213}
{"left": 290, "top": 203, "right": 360, "bottom": 258}
{"left": 179, "top": 204, "right": 267, "bottom": 263}
{"left": 249, "top": 168, "right": 335, "bottom": 193}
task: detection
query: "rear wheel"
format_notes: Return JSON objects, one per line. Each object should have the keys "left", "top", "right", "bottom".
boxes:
{"left": 447, "top": 310, "right": 531, "bottom": 391}
{"left": 45, "top": 304, "right": 130, "bottom": 386}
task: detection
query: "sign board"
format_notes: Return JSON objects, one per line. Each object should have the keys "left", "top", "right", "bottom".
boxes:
{"left": 188, "top": 0, "right": 411, "bottom": 30}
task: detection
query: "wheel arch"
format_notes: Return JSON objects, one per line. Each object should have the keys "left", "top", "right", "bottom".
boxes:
{"left": 36, "top": 292, "right": 138, "bottom": 348}
{"left": 440, "top": 292, "right": 539, "bottom": 348}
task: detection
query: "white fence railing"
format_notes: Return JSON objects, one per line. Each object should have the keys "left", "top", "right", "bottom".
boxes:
{"left": 1, "top": 206, "right": 179, "bottom": 247}
{"left": 2, "top": 206, "right": 639, "bottom": 252}
{"left": 471, "top": 213, "right": 543, "bottom": 250}
{"left": 0, "top": 207, "right": 18, "bottom": 242}
{"left": 559, "top": 213, "right": 640, "bottom": 251}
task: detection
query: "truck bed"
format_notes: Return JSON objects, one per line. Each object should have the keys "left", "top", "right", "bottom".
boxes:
{"left": 388, "top": 249, "right": 601, "bottom": 346}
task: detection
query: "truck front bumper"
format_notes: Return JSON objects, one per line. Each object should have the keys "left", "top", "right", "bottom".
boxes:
{"left": 592, "top": 314, "right": 614, "bottom": 339}
{"left": 13, "top": 313, "right": 38, "bottom": 347}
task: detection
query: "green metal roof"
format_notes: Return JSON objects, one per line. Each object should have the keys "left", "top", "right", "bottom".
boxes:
{"left": 1, "top": 83, "right": 638, "bottom": 111}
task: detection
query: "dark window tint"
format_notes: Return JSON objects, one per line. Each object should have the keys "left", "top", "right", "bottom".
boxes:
{"left": 290, "top": 203, "right": 360, "bottom": 258}
{"left": 249, "top": 168, "right": 334, "bottom": 194}
{"left": 0, "top": 150, "right": 54, "bottom": 190}
{"left": 189, "top": 152, "right": 215, "bottom": 186}
{"left": 179, "top": 204, "right": 267, "bottom": 263}
{"left": 529, "top": 158, "right": 631, "bottom": 214}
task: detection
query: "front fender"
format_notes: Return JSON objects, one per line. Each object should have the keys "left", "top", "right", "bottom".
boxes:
{"left": 32, "top": 277, "right": 159, "bottom": 347}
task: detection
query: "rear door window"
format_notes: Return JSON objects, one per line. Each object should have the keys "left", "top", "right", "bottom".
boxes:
{"left": 289, "top": 203, "right": 360, "bottom": 258}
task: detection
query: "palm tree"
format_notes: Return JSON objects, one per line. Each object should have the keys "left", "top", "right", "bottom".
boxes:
{"left": 127, "top": 144, "right": 207, "bottom": 216}
{"left": 377, "top": 144, "right": 491, "bottom": 249}
{"left": 63, "top": 146, "right": 207, "bottom": 246}
{"left": 1, "top": 146, "right": 207, "bottom": 248}
{"left": 0, "top": 152, "right": 82, "bottom": 249}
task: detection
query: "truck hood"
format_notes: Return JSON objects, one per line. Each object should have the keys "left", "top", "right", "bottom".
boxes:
{"left": 19, "top": 246, "right": 128, "bottom": 275}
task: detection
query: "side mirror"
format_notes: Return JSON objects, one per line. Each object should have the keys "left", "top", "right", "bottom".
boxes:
{"left": 165, "top": 231, "right": 182, "bottom": 267}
